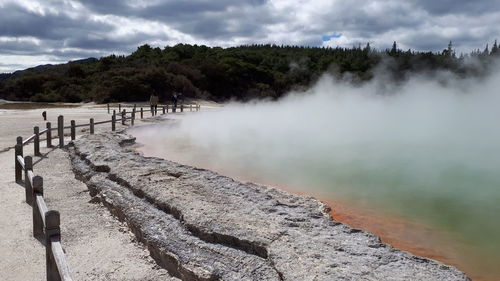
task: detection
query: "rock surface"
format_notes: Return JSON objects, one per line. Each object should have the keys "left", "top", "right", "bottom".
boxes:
{"left": 69, "top": 131, "right": 470, "bottom": 281}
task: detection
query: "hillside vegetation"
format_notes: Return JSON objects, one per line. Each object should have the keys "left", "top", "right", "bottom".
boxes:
{"left": 0, "top": 42, "right": 498, "bottom": 103}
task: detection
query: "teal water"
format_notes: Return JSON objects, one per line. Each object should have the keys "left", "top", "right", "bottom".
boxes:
{"left": 131, "top": 122, "right": 500, "bottom": 281}
{"left": 130, "top": 75, "right": 500, "bottom": 280}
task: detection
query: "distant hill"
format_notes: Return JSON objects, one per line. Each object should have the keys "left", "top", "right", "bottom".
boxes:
{"left": 0, "top": 73, "right": 12, "bottom": 81}
{"left": 0, "top": 44, "right": 496, "bottom": 103}
{"left": 1, "top": 58, "right": 98, "bottom": 81}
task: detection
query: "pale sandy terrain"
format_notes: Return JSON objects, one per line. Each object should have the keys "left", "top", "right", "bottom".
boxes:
{"left": 0, "top": 104, "right": 179, "bottom": 280}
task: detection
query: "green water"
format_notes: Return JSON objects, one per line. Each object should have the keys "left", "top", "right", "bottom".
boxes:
{"left": 131, "top": 120, "right": 500, "bottom": 280}
{"left": 129, "top": 79, "right": 500, "bottom": 280}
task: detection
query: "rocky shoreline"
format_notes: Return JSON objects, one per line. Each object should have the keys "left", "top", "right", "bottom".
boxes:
{"left": 69, "top": 131, "right": 470, "bottom": 281}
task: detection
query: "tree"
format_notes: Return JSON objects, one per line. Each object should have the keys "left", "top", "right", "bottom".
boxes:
{"left": 482, "top": 44, "right": 489, "bottom": 56}
{"left": 390, "top": 41, "right": 398, "bottom": 54}
{"left": 66, "top": 64, "right": 85, "bottom": 78}
{"left": 442, "top": 41, "right": 455, "bottom": 58}
{"left": 364, "top": 43, "right": 371, "bottom": 53}
{"left": 491, "top": 40, "right": 499, "bottom": 56}
{"left": 1, "top": 42, "right": 498, "bottom": 103}
{"left": 131, "top": 44, "right": 154, "bottom": 59}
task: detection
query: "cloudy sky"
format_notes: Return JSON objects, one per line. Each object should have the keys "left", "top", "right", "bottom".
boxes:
{"left": 1, "top": 0, "right": 499, "bottom": 73}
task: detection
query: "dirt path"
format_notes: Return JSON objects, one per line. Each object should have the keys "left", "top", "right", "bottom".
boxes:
{"left": 0, "top": 151, "right": 44, "bottom": 280}
{"left": 0, "top": 105, "right": 179, "bottom": 280}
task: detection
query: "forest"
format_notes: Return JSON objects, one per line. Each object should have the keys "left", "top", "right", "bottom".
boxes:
{"left": 0, "top": 41, "right": 498, "bottom": 103}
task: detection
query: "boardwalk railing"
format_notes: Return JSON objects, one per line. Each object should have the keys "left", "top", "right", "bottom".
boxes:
{"left": 106, "top": 103, "right": 200, "bottom": 115}
{"left": 13, "top": 103, "right": 201, "bottom": 280}
{"left": 14, "top": 110, "right": 132, "bottom": 281}
{"left": 15, "top": 148, "right": 72, "bottom": 281}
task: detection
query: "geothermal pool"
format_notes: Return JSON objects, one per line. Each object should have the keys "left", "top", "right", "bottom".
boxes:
{"left": 130, "top": 75, "right": 500, "bottom": 281}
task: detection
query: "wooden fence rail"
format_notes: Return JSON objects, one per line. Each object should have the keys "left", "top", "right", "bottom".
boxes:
{"left": 106, "top": 103, "right": 200, "bottom": 117}
{"left": 13, "top": 108, "right": 134, "bottom": 281}
{"left": 14, "top": 152, "right": 72, "bottom": 281}
{"left": 14, "top": 108, "right": 139, "bottom": 182}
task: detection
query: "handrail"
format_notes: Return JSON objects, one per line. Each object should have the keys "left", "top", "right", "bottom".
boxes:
{"left": 17, "top": 155, "right": 25, "bottom": 169}
{"left": 51, "top": 239, "right": 73, "bottom": 281}
{"left": 36, "top": 195, "right": 48, "bottom": 225}
{"left": 39, "top": 128, "right": 48, "bottom": 135}
{"left": 94, "top": 120, "right": 112, "bottom": 125}
{"left": 23, "top": 134, "right": 36, "bottom": 145}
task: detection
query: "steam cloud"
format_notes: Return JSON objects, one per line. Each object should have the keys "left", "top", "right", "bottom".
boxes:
{"left": 131, "top": 61, "right": 500, "bottom": 272}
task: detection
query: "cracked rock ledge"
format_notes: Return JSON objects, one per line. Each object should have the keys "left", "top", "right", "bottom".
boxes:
{"left": 68, "top": 132, "right": 470, "bottom": 281}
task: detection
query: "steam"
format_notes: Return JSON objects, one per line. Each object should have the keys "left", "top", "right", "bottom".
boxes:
{"left": 130, "top": 62, "right": 500, "bottom": 271}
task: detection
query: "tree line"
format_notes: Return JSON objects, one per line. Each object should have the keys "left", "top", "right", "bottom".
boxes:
{"left": 0, "top": 41, "right": 498, "bottom": 103}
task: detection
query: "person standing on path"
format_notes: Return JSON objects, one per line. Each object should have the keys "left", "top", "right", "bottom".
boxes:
{"left": 171, "top": 93, "right": 178, "bottom": 113}
{"left": 150, "top": 94, "right": 159, "bottom": 116}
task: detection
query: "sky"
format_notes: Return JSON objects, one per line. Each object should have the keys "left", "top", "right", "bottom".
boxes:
{"left": 0, "top": 0, "right": 499, "bottom": 73}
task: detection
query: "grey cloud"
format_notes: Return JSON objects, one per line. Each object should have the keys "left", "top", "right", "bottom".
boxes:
{"left": 0, "top": 39, "right": 105, "bottom": 62}
{"left": 0, "top": 62, "right": 28, "bottom": 73}
{"left": 0, "top": 3, "right": 114, "bottom": 40}
{"left": 74, "top": 0, "right": 130, "bottom": 15}
{"left": 64, "top": 32, "right": 155, "bottom": 51}
{"left": 81, "top": 0, "right": 268, "bottom": 16}
{"left": 0, "top": 1, "right": 165, "bottom": 71}
{"left": 315, "top": 0, "right": 499, "bottom": 51}
{"left": 79, "top": 0, "right": 277, "bottom": 40}
{"left": 412, "top": 0, "right": 496, "bottom": 15}
{"left": 0, "top": 40, "right": 44, "bottom": 55}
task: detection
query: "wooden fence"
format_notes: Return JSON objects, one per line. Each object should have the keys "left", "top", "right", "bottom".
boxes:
{"left": 106, "top": 103, "right": 200, "bottom": 115}
{"left": 15, "top": 138, "right": 73, "bottom": 281}
{"left": 13, "top": 103, "right": 200, "bottom": 280}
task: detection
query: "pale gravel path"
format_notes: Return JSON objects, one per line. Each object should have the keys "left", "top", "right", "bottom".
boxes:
{"left": 0, "top": 104, "right": 179, "bottom": 280}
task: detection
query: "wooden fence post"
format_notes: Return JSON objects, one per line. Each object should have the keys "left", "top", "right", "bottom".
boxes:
{"left": 90, "top": 118, "right": 94, "bottom": 134}
{"left": 45, "top": 210, "right": 61, "bottom": 281}
{"left": 24, "top": 156, "right": 33, "bottom": 206}
{"left": 131, "top": 109, "right": 135, "bottom": 126}
{"left": 58, "top": 115, "right": 64, "bottom": 148}
{"left": 107, "top": 103, "right": 110, "bottom": 114}
{"left": 190, "top": 104, "right": 192, "bottom": 112}
{"left": 34, "top": 126, "right": 40, "bottom": 156}
{"left": 112, "top": 110, "right": 116, "bottom": 131}
{"left": 121, "top": 109, "right": 126, "bottom": 125}
{"left": 70, "top": 120, "right": 75, "bottom": 141}
{"left": 140, "top": 107, "right": 143, "bottom": 119}
{"left": 162, "top": 106, "right": 166, "bottom": 114}
{"left": 118, "top": 104, "right": 121, "bottom": 113}
{"left": 180, "top": 104, "right": 184, "bottom": 112}
{"left": 15, "top": 137, "right": 23, "bottom": 182}
{"left": 166, "top": 104, "right": 169, "bottom": 113}
{"left": 46, "top": 122, "right": 52, "bottom": 148}
{"left": 32, "top": 176, "right": 44, "bottom": 239}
